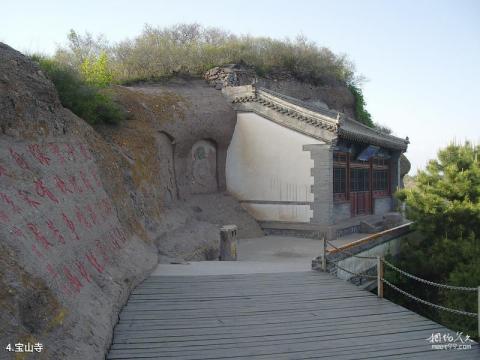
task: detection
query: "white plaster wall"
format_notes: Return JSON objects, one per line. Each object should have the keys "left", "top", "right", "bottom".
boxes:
{"left": 226, "top": 112, "right": 323, "bottom": 222}
{"left": 240, "top": 203, "right": 314, "bottom": 222}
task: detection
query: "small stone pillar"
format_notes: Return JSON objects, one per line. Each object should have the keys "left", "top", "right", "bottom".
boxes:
{"left": 219, "top": 225, "right": 238, "bottom": 261}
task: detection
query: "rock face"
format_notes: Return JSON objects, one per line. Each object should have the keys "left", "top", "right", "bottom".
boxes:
{"left": 0, "top": 46, "right": 264, "bottom": 359}
{"left": 95, "top": 80, "right": 264, "bottom": 259}
{"left": 204, "top": 64, "right": 356, "bottom": 118}
{"left": 204, "top": 64, "right": 256, "bottom": 89}
{"left": 0, "top": 43, "right": 158, "bottom": 359}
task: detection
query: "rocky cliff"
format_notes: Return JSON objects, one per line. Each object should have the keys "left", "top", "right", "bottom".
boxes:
{"left": 0, "top": 43, "right": 159, "bottom": 359}
{"left": 0, "top": 44, "right": 262, "bottom": 359}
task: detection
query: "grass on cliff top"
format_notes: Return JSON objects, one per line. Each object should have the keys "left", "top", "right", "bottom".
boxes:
{"left": 56, "top": 24, "right": 358, "bottom": 86}
{"left": 31, "top": 24, "right": 378, "bottom": 128}
{"left": 30, "top": 55, "right": 125, "bottom": 126}
{"left": 49, "top": 24, "right": 374, "bottom": 127}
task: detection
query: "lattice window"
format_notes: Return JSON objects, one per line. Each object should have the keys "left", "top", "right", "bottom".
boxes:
{"left": 333, "top": 167, "right": 346, "bottom": 194}
{"left": 334, "top": 152, "right": 348, "bottom": 163}
{"left": 373, "top": 157, "right": 390, "bottom": 168}
{"left": 350, "top": 168, "right": 369, "bottom": 192}
{"left": 373, "top": 170, "right": 388, "bottom": 191}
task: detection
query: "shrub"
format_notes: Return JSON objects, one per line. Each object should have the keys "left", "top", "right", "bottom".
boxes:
{"left": 348, "top": 84, "right": 373, "bottom": 127}
{"left": 31, "top": 55, "right": 123, "bottom": 125}
{"left": 80, "top": 52, "right": 114, "bottom": 88}
{"left": 54, "top": 25, "right": 360, "bottom": 87}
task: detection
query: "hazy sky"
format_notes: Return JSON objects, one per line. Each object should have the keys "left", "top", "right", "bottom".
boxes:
{"left": 2, "top": 0, "right": 479, "bottom": 173}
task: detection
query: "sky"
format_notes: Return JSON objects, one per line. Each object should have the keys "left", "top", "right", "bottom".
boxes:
{"left": 2, "top": 0, "right": 479, "bottom": 173}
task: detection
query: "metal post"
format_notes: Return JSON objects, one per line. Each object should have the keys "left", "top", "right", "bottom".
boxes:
{"left": 377, "top": 256, "right": 384, "bottom": 298}
{"left": 322, "top": 237, "right": 327, "bottom": 272}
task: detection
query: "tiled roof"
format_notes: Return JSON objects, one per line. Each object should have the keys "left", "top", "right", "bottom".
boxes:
{"left": 228, "top": 86, "right": 409, "bottom": 151}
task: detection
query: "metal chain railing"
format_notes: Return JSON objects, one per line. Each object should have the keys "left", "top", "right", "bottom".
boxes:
{"left": 328, "top": 257, "right": 377, "bottom": 280}
{"left": 320, "top": 237, "right": 479, "bottom": 328}
{"left": 382, "top": 277, "right": 478, "bottom": 318}
{"left": 382, "top": 258, "right": 478, "bottom": 292}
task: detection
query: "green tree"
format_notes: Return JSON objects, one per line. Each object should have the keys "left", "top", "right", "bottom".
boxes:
{"left": 390, "top": 142, "right": 480, "bottom": 338}
{"left": 80, "top": 52, "right": 113, "bottom": 87}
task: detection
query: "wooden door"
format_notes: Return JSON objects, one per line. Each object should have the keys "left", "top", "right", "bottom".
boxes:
{"left": 351, "top": 191, "right": 371, "bottom": 216}
{"left": 350, "top": 167, "right": 372, "bottom": 216}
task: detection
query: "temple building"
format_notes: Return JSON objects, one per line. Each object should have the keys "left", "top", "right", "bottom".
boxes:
{"left": 224, "top": 86, "right": 409, "bottom": 239}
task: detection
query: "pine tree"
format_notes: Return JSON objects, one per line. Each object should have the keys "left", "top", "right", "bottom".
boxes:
{"left": 391, "top": 142, "right": 480, "bottom": 338}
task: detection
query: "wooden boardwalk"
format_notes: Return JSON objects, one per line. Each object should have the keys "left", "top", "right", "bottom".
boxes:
{"left": 108, "top": 271, "right": 479, "bottom": 359}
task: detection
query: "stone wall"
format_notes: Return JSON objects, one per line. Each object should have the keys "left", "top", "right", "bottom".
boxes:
{"left": 305, "top": 144, "right": 334, "bottom": 225}
{"left": 374, "top": 197, "right": 393, "bottom": 215}
{"left": 333, "top": 202, "right": 351, "bottom": 222}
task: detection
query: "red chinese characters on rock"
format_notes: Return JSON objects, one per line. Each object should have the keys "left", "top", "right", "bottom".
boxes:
{"left": 54, "top": 175, "right": 73, "bottom": 195}
{"left": 79, "top": 171, "right": 94, "bottom": 193}
{"left": 46, "top": 219, "right": 66, "bottom": 245}
{"left": 85, "top": 204, "right": 97, "bottom": 225}
{"left": 85, "top": 250, "right": 104, "bottom": 273}
{"left": 0, "top": 192, "right": 22, "bottom": 213}
{"left": 63, "top": 265, "right": 83, "bottom": 293}
{"left": 62, "top": 212, "right": 80, "bottom": 241}
{"left": 34, "top": 179, "right": 59, "bottom": 204}
{"left": 46, "top": 263, "right": 60, "bottom": 279}
{"left": 75, "top": 206, "right": 92, "bottom": 229}
{"left": 68, "top": 175, "right": 83, "bottom": 194}
{"left": 27, "top": 144, "right": 51, "bottom": 166}
{"left": 48, "top": 143, "right": 65, "bottom": 165}
{"left": 27, "top": 223, "right": 53, "bottom": 251}
{"left": 75, "top": 260, "right": 93, "bottom": 283}
{"left": 9, "top": 148, "right": 30, "bottom": 170}
{"left": 17, "top": 190, "right": 41, "bottom": 209}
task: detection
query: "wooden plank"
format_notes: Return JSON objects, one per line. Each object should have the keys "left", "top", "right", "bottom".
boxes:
{"left": 111, "top": 323, "right": 440, "bottom": 346}
{"left": 112, "top": 311, "right": 421, "bottom": 332}
{"left": 107, "top": 327, "right": 469, "bottom": 359}
{"left": 121, "top": 297, "right": 386, "bottom": 313}
{"left": 108, "top": 271, "right": 479, "bottom": 360}
{"left": 107, "top": 332, "right": 459, "bottom": 359}
{"left": 111, "top": 320, "right": 436, "bottom": 343}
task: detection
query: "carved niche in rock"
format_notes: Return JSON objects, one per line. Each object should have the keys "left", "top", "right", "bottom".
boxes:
{"left": 190, "top": 140, "right": 218, "bottom": 194}
{"left": 156, "top": 131, "right": 178, "bottom": 203}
